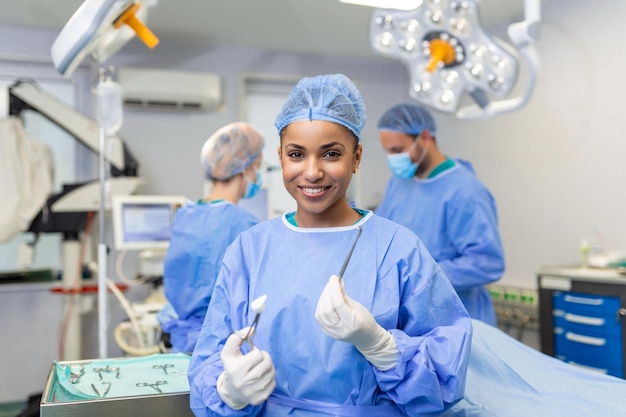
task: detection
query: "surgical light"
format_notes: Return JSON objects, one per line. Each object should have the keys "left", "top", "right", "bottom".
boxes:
{"left": 51, "top": 0, "right": 159, "bottom": 77}
{"left": 368, "top": 0, "right": 541, "bottom": 119}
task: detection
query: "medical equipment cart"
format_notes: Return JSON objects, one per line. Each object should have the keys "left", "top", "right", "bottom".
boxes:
{"left": 537, "top": 266, "right": 626, "bottom": 379}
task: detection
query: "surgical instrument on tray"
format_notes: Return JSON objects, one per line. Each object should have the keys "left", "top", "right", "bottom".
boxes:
{"left": 136, "top": 380, "right": 167, "bottom": 394}
{"left": 153, "top": 364, "right": 174, "bottom": 374}
{"left": 70, "top": 365, "right": 84, "bottom": 384}
{"left": 93, "top": 366, "right": 120, "bottom": 379}
{"left": 101, "top": 381, "right": 111, "bottom": 398}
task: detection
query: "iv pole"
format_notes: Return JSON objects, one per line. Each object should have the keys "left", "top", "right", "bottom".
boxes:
{"left": 51, "top": 0, "right": 159, "bottom": 358}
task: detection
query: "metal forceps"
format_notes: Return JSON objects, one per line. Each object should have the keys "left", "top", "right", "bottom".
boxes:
{"left": 153, "top": 364, "right": 174, "bottom": 375}
{"left": 69, "top": 365, "right": 84, "bottom": 384}
{"left": 91, "top": 381, "right": 111, "bottom": 398}
{"left": 337, "top": 226, "right": 362, "bottom": 281}
{"left": 241, "top": 294, "right": 267, "bottom": 350}
{"left": 136, "top": 380, "right": 167, "bottom": 394}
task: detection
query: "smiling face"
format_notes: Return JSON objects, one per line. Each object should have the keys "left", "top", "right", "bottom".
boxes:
{"left": 278, "top": 120, "right": 362, "bottom": 227}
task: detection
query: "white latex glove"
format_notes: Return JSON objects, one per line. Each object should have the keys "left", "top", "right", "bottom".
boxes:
{"left": 217, "top": 328, "right": 276, "bottom": 410}
{"left": 315, "top": 275, "right": 399, "bottom": 370}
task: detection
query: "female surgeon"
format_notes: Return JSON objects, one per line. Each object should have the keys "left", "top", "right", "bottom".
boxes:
{"left": 159, "top": 121, "right": 265, "bottom": 354}
{"left": 188, "top": 74, "right": 472, "bottom": 416}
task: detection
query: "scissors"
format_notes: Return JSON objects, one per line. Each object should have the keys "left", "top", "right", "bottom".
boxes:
{"left": 337, "top": 226, "right": 362, "bottom": 281}
{"left": 153, "top": 364, "right": 174, "bottom": 374}
{"left": 136, "top": 380, "right": 167, "bottom": 394}
{"left": 93, "top": 366, "right": 120, "bottom": 379}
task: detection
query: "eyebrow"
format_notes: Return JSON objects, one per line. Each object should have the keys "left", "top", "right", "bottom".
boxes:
{"left": 284, "top": 142, "right": 347, "bottom": 151}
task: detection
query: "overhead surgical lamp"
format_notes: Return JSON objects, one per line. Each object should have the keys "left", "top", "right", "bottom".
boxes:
{"left": 51, "top": 0, "right": 159, "bottom": 77}
{"left": 365, "top": 0, "right": 540, "bottom": 119}
{"left": 50, "top": 0, "right": 159, "bottom": 360}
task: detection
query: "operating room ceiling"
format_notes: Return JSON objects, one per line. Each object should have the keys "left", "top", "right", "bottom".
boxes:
{"left": 0, "top": 0, "right": 546, "bottom": 58}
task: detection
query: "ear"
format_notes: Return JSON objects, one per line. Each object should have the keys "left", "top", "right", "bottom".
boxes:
{"left": 420, "top": 130, "right": 434, "bottom": 143}
{"left": 277, "top": 145, "right": 284, "bottom": 168}
{"left": 353, "top": 144, "right": 363, "bottom": 173}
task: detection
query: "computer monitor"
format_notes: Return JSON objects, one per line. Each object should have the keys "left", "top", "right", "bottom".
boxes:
{"left": 112, "top": 195, "right": 187, "bottom": 251}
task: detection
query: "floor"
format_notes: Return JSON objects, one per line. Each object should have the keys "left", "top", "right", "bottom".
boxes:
{"left": 0, "top": 401, "right": 27, "bottom": 417}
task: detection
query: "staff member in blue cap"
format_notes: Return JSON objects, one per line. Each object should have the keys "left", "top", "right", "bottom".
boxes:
{"left": 188, "top": 74, "right": 471, "bottom": 417}
{"left": 159, "top": 121, "right": 265, "bottom": 353}
{"left": 376, "top": 102, "right": 505, "bottom": 325}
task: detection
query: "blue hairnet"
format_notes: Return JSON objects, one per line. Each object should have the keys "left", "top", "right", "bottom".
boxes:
{"left": 200, "top": 122, "right": 264, "bottom": 180}
{"left": 377, "top": 103, "right": 437, "bottom": 136}
{"left": 274, "top": 73, "right": 366, "bottom": 141}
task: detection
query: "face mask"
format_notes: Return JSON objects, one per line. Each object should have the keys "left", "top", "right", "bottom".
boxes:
{"left": 386, "top": 139, "right": 427, "bottom": 179}
{"left": 243, "top": 171, "right": 262, "bottom": 199}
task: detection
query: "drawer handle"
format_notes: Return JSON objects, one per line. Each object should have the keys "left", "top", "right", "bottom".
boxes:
{"left": 567, "top": 361, "right": 608, "bottom": 374}
{"left": 565, "top": 332, "right": 606, "bottom": 346}
{"left": 563, "top": 295, "right": 604, "bottom": 306}
{"left": 564, "top": 313, "right": 605, "bottom": 326}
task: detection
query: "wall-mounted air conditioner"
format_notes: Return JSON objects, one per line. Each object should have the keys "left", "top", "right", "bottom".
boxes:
{"left": 118, "top": 67, "right": 222, "bottom": 112}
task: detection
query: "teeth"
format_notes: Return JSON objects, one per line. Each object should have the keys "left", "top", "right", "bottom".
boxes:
{"left": 303, "top": 187, "right": 325, "bottom": 194}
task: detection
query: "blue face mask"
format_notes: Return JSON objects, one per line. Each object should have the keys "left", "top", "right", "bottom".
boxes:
{"left": 386, "top": 139, "right": 427, "bottom": 179}
{"left": 387, "top": 153, "right": 417, "bottom": 179}
{"left": 243, "top": 171, "right": 262, "bottom": 199}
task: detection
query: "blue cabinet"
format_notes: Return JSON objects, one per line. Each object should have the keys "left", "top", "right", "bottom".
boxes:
{"left": 538, "top": 267, "right": 626, "bottom": 379}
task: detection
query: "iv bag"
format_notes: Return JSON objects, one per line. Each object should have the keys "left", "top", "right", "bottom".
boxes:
{"left": 96, "top": 77, "right": 124, "bottom": 135}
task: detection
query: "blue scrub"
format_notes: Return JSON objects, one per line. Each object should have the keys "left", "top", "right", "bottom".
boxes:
{"left": 188, "top": 211, "right": 472, "bottom": 417}
{"left": 376, "top": 159, "right": 504, "bottom": 325}
{"left": 160, "top": 201, "right": 259, "bottom": 353}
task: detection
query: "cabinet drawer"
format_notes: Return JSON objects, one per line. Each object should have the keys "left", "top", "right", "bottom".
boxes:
{"left": 554, "top": 313, "right": 622, "bottom": 338}
{"left": 553, "top": 291, "right": 621, "bottom": 316}
{"left": 556, "top": 355, "right": 624, "bottom": 378}
{"left": 554, "top": 328, "right": 623, "bottom": 368}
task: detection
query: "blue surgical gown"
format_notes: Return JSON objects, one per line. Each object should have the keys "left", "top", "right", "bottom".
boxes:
{"left": 376, "top": 159, "right": 504, "bottom": 325}
{"left": 160, "top": 201, "right": 259, "bottom": 353}
{"left": 188, "top": 211, "right": 472, "bottom": 417}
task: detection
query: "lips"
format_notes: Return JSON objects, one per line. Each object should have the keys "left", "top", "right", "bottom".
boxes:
{"left": 300, "top": 186, "right": 331, "bottom": 196}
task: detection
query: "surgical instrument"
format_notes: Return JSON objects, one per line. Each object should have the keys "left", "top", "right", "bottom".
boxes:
{"left": 338, "top": 226, "right": 362, "bottom": 280}
{"left": 101, "top": 381, "right": 111, "bottom": 398}
{"left": 153, "top": 364, "right": 174, "bottom": 375}
{"left": 93, "top": 366, "right": 120, "bottom": 379}
{"left": 90, "top": 381, "right": 111, "bottom": 398}
{"left": 70, "top": 365, "right": 84, "bottom": 384}
{"left": 241, "top": 294, "right": 267, "bottom": 350}
{"left": 136, "top": 380, "right": 167, "bottom": 394}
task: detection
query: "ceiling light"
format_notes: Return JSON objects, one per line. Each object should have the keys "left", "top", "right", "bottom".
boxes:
{"left": 369, "top": 0, "right": 541, "bottom": 119}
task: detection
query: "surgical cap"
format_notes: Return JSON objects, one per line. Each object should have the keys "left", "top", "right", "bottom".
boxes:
{"left": 200, "top": 122, "right": 264, "bottom": 180}
{"left": 377, "top": 103, "right": 437, "bottom": 136}
{"left": 274, "top": 73, "right": 366, "bottom": 141}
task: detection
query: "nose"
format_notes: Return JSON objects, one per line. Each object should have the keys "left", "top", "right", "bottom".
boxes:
{"left": 303, "top": 156, "right": 323, "bottom": 182}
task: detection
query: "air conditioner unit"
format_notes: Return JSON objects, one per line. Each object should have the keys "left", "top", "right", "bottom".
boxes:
{"left": 118, "top": 67, "right": 222, "bottom": 111}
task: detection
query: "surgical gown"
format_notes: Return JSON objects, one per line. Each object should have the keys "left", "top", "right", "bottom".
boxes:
{"left": 160, "top": 201, "right": 259, "bottom": 353}
{"left": 188, "top": 211, "right": 472, "bottom": 417}
{"left": 376, "top": 159, "right": 504, "bottom": 325}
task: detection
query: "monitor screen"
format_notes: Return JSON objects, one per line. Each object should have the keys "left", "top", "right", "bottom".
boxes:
{"left": 112, "top": 195, "right": 187, "bottom": 251}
